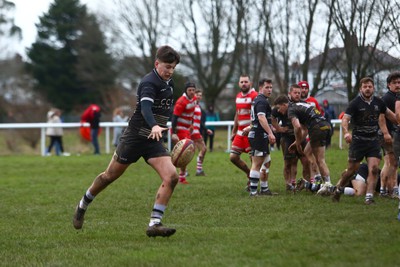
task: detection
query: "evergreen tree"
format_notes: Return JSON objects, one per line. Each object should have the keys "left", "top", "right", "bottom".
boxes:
{"left": 26, "top": 0, "right": 115, "bottom": 112}
{"left": 74, "top": 13, "right": 116, "bottom": 105}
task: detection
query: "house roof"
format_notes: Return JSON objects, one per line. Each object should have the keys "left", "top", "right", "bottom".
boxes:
{"left": 309, "top": 46, "right": 400, "bottom": 70}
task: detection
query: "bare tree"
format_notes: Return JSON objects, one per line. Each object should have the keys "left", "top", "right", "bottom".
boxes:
{"left": 331, "top": 0, "right": 396, "bottom": 100}
{"left": 387, "top": 1, "right": 400, "bottom": 58}
{"left": 256, "top": 0, "right": 294, "bottom": 93}
{"left": 176, "top": 0, "right": 246, "bottom": 107}
{"left": 297, "top": 0, "right": 319, "bottom": 83}
{"left": 310, "top": 0, "right": 336, "bottom": 96}
{"left": 101, "top": 0, "right": 399, "bottom": 106}
{"left": 109, "top": 0, "right": 174, "bottom": 77}
{"left": 230, "top": 0, "right": 268, "bottom": 85}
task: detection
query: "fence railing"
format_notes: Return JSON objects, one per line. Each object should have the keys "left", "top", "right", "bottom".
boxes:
{"left": 0, "top": 119, "right": 343, "bottom": 156}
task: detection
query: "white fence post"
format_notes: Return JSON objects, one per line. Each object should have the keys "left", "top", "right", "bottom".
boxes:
{"left": 41, "top": 127, "right": 46, "bottom": 156}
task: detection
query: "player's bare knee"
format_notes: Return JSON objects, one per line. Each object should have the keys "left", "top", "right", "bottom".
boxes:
{"left": 371, "top": 166, "right": 380, "bottom": 176}
{"left": 230, "top": 153, "right": 239, "bottom": 163}
{"left": 171, "top": 175, "right": 179, "bottom": 187}
{"left": 166, "top": 173, "right": 179, "bottom": 187}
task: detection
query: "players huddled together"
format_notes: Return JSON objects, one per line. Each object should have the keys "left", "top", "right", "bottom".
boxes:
{"left": 228, "top": 72, "right": 400, "bottom": 222}
{"left": 170, "top": 71, "right": 400, "bottom": 221}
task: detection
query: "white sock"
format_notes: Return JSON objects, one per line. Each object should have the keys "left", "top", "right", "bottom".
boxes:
{"left": 344, "top": 187, "right": 355, "bottom": 196}
{"left": 149, "top": 218, "right": 161, "bottom": 227}
{"left": 260, "top": 181, "right": 268, "bottom": 188}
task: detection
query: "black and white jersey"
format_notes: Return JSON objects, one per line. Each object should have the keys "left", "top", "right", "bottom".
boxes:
{"left": 382, "top": 90, "right": 397, "bottom": 133}
{"left": 287, "top": 102, "right": 325, "bottom": 130}
{"left": 250, "top": 94, "right": 272, "bottom": 135}
{"left": 345, "top": 94, "right": 387, "bottom": 141}
{"left": 272, "top": 107, "right": 293, "bottom": 136}
{"left": 128, "top": 69, "right": 175, "bottom": 139}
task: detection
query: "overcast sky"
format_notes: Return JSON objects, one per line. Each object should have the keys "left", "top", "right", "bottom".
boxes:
{"left": 12, "top": 0, "right": 103, "bottom": 57}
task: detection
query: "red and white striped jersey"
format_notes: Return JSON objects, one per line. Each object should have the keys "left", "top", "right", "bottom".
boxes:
{"left": 191, "top": 104, "right": 202, "bottom": 135}
{"left": 235, "top": 89, "right": 258, "bottom": 135}
{"left": 173, "top": 93, "right": 197, "bottom": 131}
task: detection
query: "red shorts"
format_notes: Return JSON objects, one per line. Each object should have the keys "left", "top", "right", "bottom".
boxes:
{"left": 191, "top": 133, "right": 203, "bottom": 141}
{"left": 177, "top": 129, "right": 191, "bottom": 140}
{"left": 231, "top": 134, "right": 251, "bottom": 154}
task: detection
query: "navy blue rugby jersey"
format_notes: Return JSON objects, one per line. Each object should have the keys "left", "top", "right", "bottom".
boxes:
{"left": 381, "top": 90, "right": 397, "bottom": 133}
{"left": 128, "top": 69, "right": 174, "bottom": 138}
{"left": 272, "top": 106, "right": 293, "bottom": 136}
{"left": 287, "top": 101, "right": 325, "bottom": 130}
{"left": 251, "top": 94, "right": 272, "bottom": 134}
{"left": 345, "top": 95, "right": 386, "bottom": 141}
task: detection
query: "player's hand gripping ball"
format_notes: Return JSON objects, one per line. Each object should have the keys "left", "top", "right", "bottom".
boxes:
{"left": 171, "top": 139, "right": 195, "bottom": 168}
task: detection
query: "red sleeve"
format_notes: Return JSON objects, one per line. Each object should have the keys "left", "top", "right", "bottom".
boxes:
{"left": 173, "top": 97, "right": 186, "bottom": 116}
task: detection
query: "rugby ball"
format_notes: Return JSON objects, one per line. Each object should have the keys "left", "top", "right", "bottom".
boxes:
{"left": 171, "top": 139, "right": 195, "bottom": 168}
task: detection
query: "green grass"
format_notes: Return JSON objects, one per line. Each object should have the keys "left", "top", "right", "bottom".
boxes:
{"left": 1, "top": 147, "right": 400, "bottom": 267}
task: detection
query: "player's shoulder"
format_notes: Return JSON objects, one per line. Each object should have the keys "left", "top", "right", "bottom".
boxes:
{"left": 348, "top": 95, "right": 361, "bottom": 105}
{"left": 174, "top": 95, "right": 187, "bottom": 107}
{"left": 140, "top": 71, "right": 158, "bottom": 85}
{"left": 250, "top": 89, "right": 259, "bottom": 97}
{"left": 373, "top": 95, "right": 385, "bottom": 104}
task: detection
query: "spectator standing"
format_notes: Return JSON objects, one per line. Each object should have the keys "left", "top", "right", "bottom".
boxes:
{"left": 91, "top": 109, "right": 101, "bottom": 155}
{"left": 322, "top": 99, "right": 336, "bottom": 148}
{"left": 204, "top": 105, "right": 220, "bottom": 152}
{"left": 81, "top": 104, "right": 101, "bottom": 155}
{"left": 323, "top": 99, "right": 336, "bottom": 120}
{"left": 112, "top": 107, "right": 128, "bottom": 147}
{"left": 46, "top": 108, "right": 69, "bottom": 156}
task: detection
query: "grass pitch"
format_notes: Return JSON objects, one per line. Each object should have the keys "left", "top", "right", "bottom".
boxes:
{"left": 1, "top": 147, "right": 400, "bottom": 266}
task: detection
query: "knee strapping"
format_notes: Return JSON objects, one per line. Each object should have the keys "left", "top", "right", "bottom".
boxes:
{"left": 260, "top": 155, "right": 271, "bottom": 172}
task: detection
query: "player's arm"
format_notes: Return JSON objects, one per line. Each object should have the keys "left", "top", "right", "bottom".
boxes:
{"left": 259, "top": 114, "right": 276, "bottom": 144}
{"left": 141, "top": 100, "right": 165, "bottom": 141}
{"left": 291, "top": 118, "right": 302, "bottom": 141}
{"left": 271, "top": 116, "right": 287, "bottom": 133}
{"left": 232, "top": 112, "right": 238, "bottom": 135}
{"left": 171, "top": 101, "right": 184, "bottom": 143}
{"left": 341, "top": 114, "right": 352, "bottom": 144}
{"left": 170, "top": 114, "right": 179, "bottom": 144}
{"left": 230, "top": 112, "right": 238, "bottom": 141}
{"left": 378, "top": 113, "right": 391, "bottom": 144}
{"left": 385, "top": 108, "right": 397, "bottom": 125}
{"left": 396, "top": 100, "right": 400, "bottom": 125}
{"left": 291, "top": 117, "right": 304, "bottom": 154}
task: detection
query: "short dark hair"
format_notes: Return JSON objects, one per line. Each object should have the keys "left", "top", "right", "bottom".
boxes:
{"left": 258, "top": 78, "right": 272, "bottom": 87}
{"left": 387, "top": 71, "right": 400, "bottom": 84}
{"left": 274, "top": 95, "right": 289, "bottom": 105}
{"left": 156, "top": 45, "right": 180, "bottom": 64}
{"left": 240, "top": 74, "right": 251, "bottom": 79}
{"left": 289, "top": 84, "right": 300, "bottom": 92}
{"left": 360, "top": 77, "right": 374, "bottom": 86}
